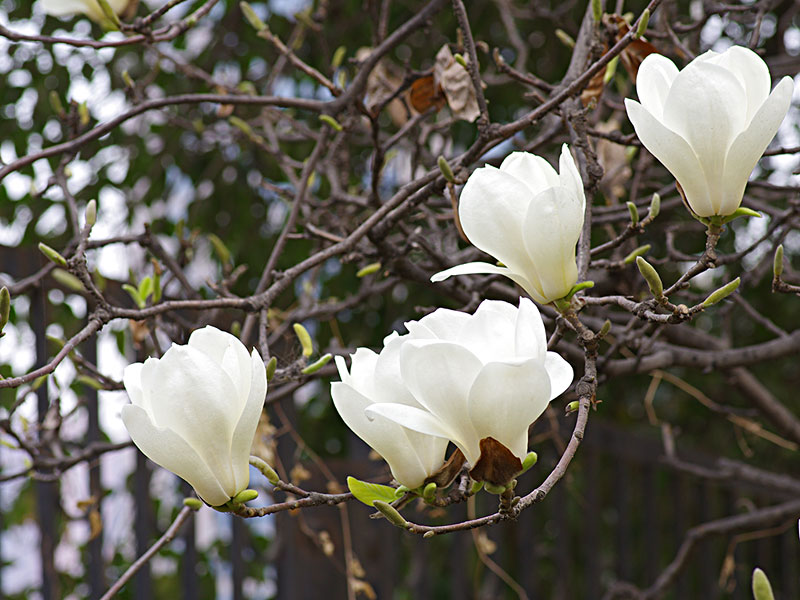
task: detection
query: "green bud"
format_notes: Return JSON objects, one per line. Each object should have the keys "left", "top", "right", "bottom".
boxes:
{"left": 394, "top": 485, "right": 410, "bottom": 498}
{"left": 626, "top": 201, "right": 639, "bottom": 226}
{"left": 293, "top": 323, "right": 314, "bottom": 357}
{"left": 122, "top": 70, "right": 134, "bottom": 88}
{"left": 183, "top": 498, "right": 204, "bottom": 510}
{"left": 0, "top": 287, "right": 10, "bottom": 333}
{"left": 85, "top": 200, "right": 97, "bottom": 226}
{"left": 265, "top": 356, "right": 277, "bottom": 381}
{"left": 232, "top": 489, "right": 259, "bottom": 504}
{"left": 319, "top": 114, "right": 343, "bottom": 131}
{"left": 591, "top": 0, "right": 602, "bottom": 22}
{"left": 636, "top": 256, "right": 664, "bottom": 299}
{"left": 301, "top": 353, "right": 332, "bottom": 375}
{"left": 96, "top": 0, "right": 121, "bottom": 29}
{"left": 635, "top": 8, "right": 650, "bottom": 38}
{"left": 773, "top": 245, "right": 784, "bottom": 278}
{"left": 240, "top": 1, "right": 267, "bottom": 31}
{"left": 555, "top": 29, "right": 575, "bottom": 48}
{"left": 702, "top": 277, "right": 740, "bottom": 307}
{"left": 76, "top": 375, "right": 104, "bottom": 390}
{"left": 39, "top": 243, "right": 68, "bottom": 267}
{"left": 453, "top": 53, "right": 468, "bottom": 68}
{"left": 356, "top": 262, "right": 381, "bottom": 278}
{"left": 78, "top": 102, "right": 90, "bottom": 126}
{"left": 483, "top": 482, "right": 508, "bottom": 495}
{"left": 49, "top": 91, "right": 65, "bottom": 117}
{"left": 249, "top": 456, "right": 280, "bottom": 485}
{"left": 552, "top": 297, "right": 571, "bottom": 313}
{"left": 422, "top": 482, "right": 437, "bottom": 502}
{"left": 470, "top": 480, "right": 484, "bottom": 494}
{"left": 565, "top": 400, "right": 580, "bottom": 414}
{"left": 52, "top": 269, "right": 85, "bottom": 292}
{"left": 229, "top": 116, "right": 253, "bottom": 136}
{"left": 752, "top": 568, "right": 775, "bottom": 600}
{"left": 598, "top": 319, "right": 612, "bottom": 338}
{"left": 372, "top": 500, "right": 408, "bottom": 528}
{"left": 648, "top": 193, "right": 660, "bottom": 220}
{"left": 437, "top": 155, "right": 455, "bottom": 183}
{"left": 603, "top": 55, "right": 619, "bottom": 85}
{"left": 331, "top": 45, "right": 347, "bottom": 69}
{"left": 423, "top": 530, "right": 435, "bottom": 539}
{"left": 623, "top": 244, "right": 651, "bottom": 264}
{"left": 208, "top": 233, "right": 231, "bottom": 265}
{"left": 521, "top": 451, "right": 538, "bottom": 473}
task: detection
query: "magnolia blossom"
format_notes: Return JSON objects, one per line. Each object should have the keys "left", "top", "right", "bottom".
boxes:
{"left": 332, "top": 338, "right": 449, "bottom": 489}
{"left": 365, "top": 298, "right": 573, "bottom": 485}
{"left": 41, "top": 0, "right": 133, "bottom": 22}
{"left": 625, "top": 46, "right": 793, "bottom": 217}
{"left": 122, "top": 326, "right": 267, "bottom": 506}
{"left": 431, "top": 145, "right": 586, "bottom": 305}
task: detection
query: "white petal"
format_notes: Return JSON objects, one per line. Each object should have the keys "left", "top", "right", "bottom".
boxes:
{"left": 399, "top": 340, "right": 483, "bottom": 457}
{"left": 413, "top": 306, "right": 471, "bottom": 341}
{"left": 333, "top": 384, "right": 448, "bottom": 488}
{"left": 334, "top": 355, "right": 351, "bottom": 382}
{"left": 514, "top": 297, "right": 547, "bottom": 361}
{"left": 189, "top": 326, "right": 252, "bottom": 408}
{"left": 431, "top": 262, "right": 547, "bottom": 305}
{"left": 558, "top": 145, "right": 586, "bottom": 211}
{"left": 229, "top": 349, "right": 267, "bottom": 492}
{"left": 498, "top": 151, "right": 559, "bottom": 196}
{"left": 710, "top": 46, "right": 771, "bottom": 122}
{"left": 122, "top": 405, "right": 231, "bottom": 506}
{"left": 457, "top": 166, "right": 534, "bottom": 274}
{"left": 625, "top": 99, "right": 714, "bottom": 216}
{"left": 41, "top": 0, "right": 94, "bottom": 16}
{"left": 347, "top": 347, "right": 380, "bottom": 394}
{"left": 721, "top": 76, "right": 793, "bottom": 216}
{"left": 145, "top": 345, "right": 238, "bottom": 493}
{"left": 467, "top": 360, "right": 551, "bottom": 461}
{"left": 122, "top": 362, "right": 145, "bottom": 408}
{"left": 521, "top": 186, "right": 582, "bottom": 302}
{"left": 635, "top": 54, "right": 679, "bottom": 118}
{"left": 455, "top": 300, "right": 517, "bottom": 363}
{"left": 544, "top": 352, "right": 573, "bottom": 400}
{"left": 661, "top": 61, "right": 747, "bottom": 214}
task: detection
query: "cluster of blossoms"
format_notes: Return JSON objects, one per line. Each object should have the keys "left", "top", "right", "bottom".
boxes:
{"left": 110, "top": 44, "right": 791, "bottom": 509}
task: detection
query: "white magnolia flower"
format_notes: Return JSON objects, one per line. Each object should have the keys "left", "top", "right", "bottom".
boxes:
{"left": 365, "top": 298, "right": 573, "bottom": 485}
{"left": 41, "top": 0, "right": 132, "bottom": 23}
{"left": 122, "top": 326, "right": 267, "bottom": 506}
{"left": 431, "top": 145, "right": 586, "bottom": 305}
{"left": 332, "top": 336, "right": 450, "bottom": 489}
{"left": 625, "top": 46, "right": 793, "bottom": 217}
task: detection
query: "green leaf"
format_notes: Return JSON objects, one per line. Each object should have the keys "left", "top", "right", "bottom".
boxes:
{"left": 138, "top": 276, "right": 153, "bottom": 303}
{"left": 122, "top": 284, "right": 144, "bottom": 309}
{"left": 347, "top": 476, "right": 399, "bottom": 507}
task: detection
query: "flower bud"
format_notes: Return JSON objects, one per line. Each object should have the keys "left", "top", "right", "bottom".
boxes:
{"left": 240, "top": 1, "right": 267, "bottom": 31}
{"left": 39, "top": 243, "right": 68, "bottom": 267}
{"left": 773, "top": 245, "right": 784, "bottom": 278}
{"left": 372, "top": 500, "right": 408, "bottom": 528}
{"left": 636, "top": 256, "right": 664, "bottom": 299}
{"left": 250, "top": 456, "right": 280, "bottom": 485}
{"left": 293, "top": 323, "right": 314, "bottom": 357}
{"left": 85, "top": 200, "right": 97, "bottom": 226}
{"left": 437, "top": 155, "right": 455, "bottom": 183}
{"left": 752, "top": 568, "right": 775, "bottom": 600}
{"left": 626, "top": 201, "right": 639, "bottom": 226}
{"left": 702, "top": 277, "right": 740, "bottom": 307}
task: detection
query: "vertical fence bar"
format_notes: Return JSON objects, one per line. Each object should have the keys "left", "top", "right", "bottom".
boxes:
{"left": 32, "top": 285, "right": 59, "bottom": 600}
{"left": 231, "top": 516, "right": 245, "bottom": 600}
{"left": 181, "top": 480, "right": 199, "bottom": 600}
{"left": 584, "top": 444, "right": 600, "bottom": 599}
{"left": 85, "top": 335, "right": 104, "bottom": 599}
{"left": 642, "top": 464, "right": 658, "bottom": 585}
{"left": 133, "top": 451, "right": 153, "bottom": 599}
{"left": 614, "top": 458, "right": 631, "bottom": 582}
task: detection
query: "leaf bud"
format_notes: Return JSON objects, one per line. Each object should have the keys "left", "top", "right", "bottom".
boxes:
{"left": 240, "top": 1, "right": 267, "bottom": 31}
{"left": 293, "top": 323, "right": 314, "bottom": 357}
{"left": 183, "top": 498, "right": 204, "bottom": 510}
{"left": 623, "top": 244, "right": 651, "bottom": 264}
{"left": 627, "top": 201, "right": 639, "bottom": 226}
{"left": 372, "top": 500, "right": 408, "bottom": 528}
{"left": 301, "top": 353, "right": 332, "bottom": 375}
{"left": 773, "top": 245, "right": 784, "bottom": 278}
{"left": 437, "top": 155, "right": 455, "bottom": 183}
{"left": 249, "top": 456, "right": 280, "bottom": 485}
{"left": 232, "top": 489, "right": 259, "bottom": 504}
{"left": 38, "top": 243, "right": 68, "bottom": 267}
{"left": 265, "top": 356, "right": 277, "bottom": 382}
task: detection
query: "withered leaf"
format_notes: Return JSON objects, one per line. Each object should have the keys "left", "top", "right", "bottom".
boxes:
{"left": 409, "top": 74, "right": 446, "bottom": 113}
{"left": 424, "top": 447, "right": 466, "bottom": 488}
